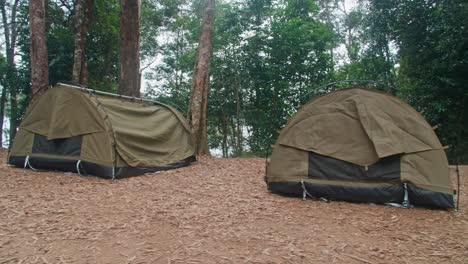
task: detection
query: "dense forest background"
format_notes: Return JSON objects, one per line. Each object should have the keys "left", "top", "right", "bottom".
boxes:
{"left": 1, "top": 0, "right": 467, "bottom": 162}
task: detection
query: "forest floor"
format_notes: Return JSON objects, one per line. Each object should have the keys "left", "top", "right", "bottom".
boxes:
{"left": 0, "top": 150, "right": 467, "bottom": 264}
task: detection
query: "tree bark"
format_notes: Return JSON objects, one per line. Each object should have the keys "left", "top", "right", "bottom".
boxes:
{"left": 1, "top": 0, "right": 20, "bottom": 146}
{"left": 29, "top": 0, "right": 49, "bottom": 96}
{"left": 118, "top": 0, "right": 140, "bottom": 97}
{"left": 0, "top": 86, "right": 6, "bottom": 147}
{"left": 188, "top": 0, "right": 215, "bottom": 156}
{"left": 72, "top": 0, "right": 93, "bottom": 85}
{"left": 234, "top": 75, "right": 242, "bottom": 156}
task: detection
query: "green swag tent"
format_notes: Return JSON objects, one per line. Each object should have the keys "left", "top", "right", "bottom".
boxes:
{"left": 266, "top": 88, "right": 454, "bottom": 208}
{"left": 8, "top": 84, "right": 196, "bottom": 178}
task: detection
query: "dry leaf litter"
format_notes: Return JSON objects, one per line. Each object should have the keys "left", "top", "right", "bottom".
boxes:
{"left": 0, "top": 151, "right": 467, "bottom": 264}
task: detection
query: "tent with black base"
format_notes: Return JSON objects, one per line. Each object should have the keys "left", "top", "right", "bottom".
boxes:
{"left": 266, "top": 88, "right": 454, "bottom": 209}
{"left": 8, "top": 83, "right": 196, "bottom": 179}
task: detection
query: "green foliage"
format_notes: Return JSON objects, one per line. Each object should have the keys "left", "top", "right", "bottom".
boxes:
{"left": 2, "top": 0, "right": 466, "bottom": 162}
{"left": 143, "top": 0, "right": 197, "bottom": 109}
{"left": 87, "top": 0, "right": 120, "bottom": 92}
{"left": 204, "top": 0, "right": 334, "bottom": 156}
{"left": 333, "top": 0, "right": 468, "bottom": 162}
{"left": 388, "top": 0, "right": 468, "bottom": 162}
{"left": 46, "top": 2, "right": 74, "bottom": 84}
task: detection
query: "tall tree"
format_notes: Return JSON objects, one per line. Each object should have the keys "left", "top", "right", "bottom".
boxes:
{"left": 0, "top": 54, "right": 6, "bottom": 146}
{"left": 86, "top": 0, "right": 119, "bottom": 92}
{"left": 29, "top": 0, "right": 49, "bottom": 95}
{"left": 188, "top": 0, "right": 215, "bottom": 155}
{"left": 1, "top": 0, "right": 21, "bottom": 145}
{"left": 339, "top": 0, "right": 362, "bottom": 63}
{"left": 387, "top": 0, "right": 468, "bottom": 162}
{"left": 118, "top": 0, "right": 140, "bottom": 97}
{"left": 317, "top": 0, "right": 340, "bottom": 73}
{"left": 72, "top": 0, "right": 93, "bottom": 85}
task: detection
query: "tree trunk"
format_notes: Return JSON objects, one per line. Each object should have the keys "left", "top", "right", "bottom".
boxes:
{"left": 8, "top": 77, "right": 17, "bottom": 146}
{"left": 72, "top": 0, "right": 93, "bottom": 85}
{"left": 118, "top": 0, "right": 140, "bottom": 97}
{"left": 222, "top": 114, "right": 228, "bottom": 157}
{"left": 220, "top": 115, "right": 228, "bottom": 158}
{"left": 322, "top": 0, "right": 335, "bottom": 73}
{"left": 234, "top": 75, "right": 242, "bottom": 156}
{"left": 1, "top": 0, "right": 20, "bottom": 146}
{"left": 29, "top": 0, "right": 49, "bottom": 96}
{"left": 0, "top": 86, "right": 6, "bottom": 147}
{"left": 188, "top": 0, "right": 215, "bottom": 156}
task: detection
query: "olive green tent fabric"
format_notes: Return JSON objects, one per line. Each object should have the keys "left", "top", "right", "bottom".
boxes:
{"left": 95, "top": 96, "right": 194, "bottom": 167}
{"left": 20, "top": 87, "right": 105, "bottom": 140}
{"left": 267, "top": 144, "right": 308, "bottom": 183}
{"left": 8, "top": 84, "right": 196, "bottom": 176}
{"left": 401, "top": 149, "right": 451, "bottom": 194}
{"left": 9, "top": 128, "right": 34, "bottom": 155}
{"left": 278, "top": 88, "right": 443, "bottom": 166}
{"left": 268, "top": 88, "right": 453, "bottom": 203}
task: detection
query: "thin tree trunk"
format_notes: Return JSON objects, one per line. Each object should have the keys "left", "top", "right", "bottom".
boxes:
{"left": 29, "top": 0, "right": 49, "bottom": 96}
{"left": 221, "top": 115, "right": 228, "bottom": 158}
{"left": 0, "top": 87, "right": 6, "bottom": 147}
{"left": 188, "top": 0, "right": 215, "bottom": 156}
{"left": 383, "top": 34, "right": 394, "bottom": 88}
{"left": 234, "top": 74, "right": 242, "bottom": 156}
{"left": 0, "top": 0, "right": 9, "bottom": 147}
{"left": 229, "top": 117, "right": 237, "bottom": 156}
{"left": 224, "top": 115, "right": 229, "bottom": 157}
{"left": 8, "top": 78, "right": 17, "bottom": 146}
{"left": 174, "top": 29, "right": 182, "bottom": 99}
{"left": 324, "top": 1, "right": 334, "bottom": 73}
{"left": 72, "top": 0, "right": 93, "bottom": 85}
{"left": 1, "top": 0, "right": 20, "bottom": 146}
{"left": 118, "top": 0, "right": 140, "bottom": 97}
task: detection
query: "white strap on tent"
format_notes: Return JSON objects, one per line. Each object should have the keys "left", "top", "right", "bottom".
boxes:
{"left": 23, "top": 155, "right": 29, "bottom": 169}
{"left": 301, "top": 180, "right": 314, "bottom": 200}
{"left": 23, "top": 156, "right": 39, "bottom": 171}
{"left": 402, "top": 183, "right": 410, "bottom": 208}
{"left": 385, "top": 183, "right": 411, "bottom": 208}
{"left": 112, "top": 167, "right": 116, "bottom": 180}
{"left": 385, "top": 202, "right": 405, "bottom": 208}
{"left": 76, "top": 160, "right": 82, "bottom": 176}
{"left": 300, "top": 181, "right": 329, "bottom": 202}
{"left": 320, "top": 197, "right": 329, "bottom": 202}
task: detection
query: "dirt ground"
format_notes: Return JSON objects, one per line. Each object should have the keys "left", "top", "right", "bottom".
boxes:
{"left": 0, "top": 152, "right": 467, "bottom": 264}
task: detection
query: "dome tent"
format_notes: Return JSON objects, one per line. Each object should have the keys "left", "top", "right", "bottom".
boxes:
{"left": 266, "top": 88, "right": 454, "bottom": 208}
{"left": 8, "top": 84, "right": 196, "bottom": 179}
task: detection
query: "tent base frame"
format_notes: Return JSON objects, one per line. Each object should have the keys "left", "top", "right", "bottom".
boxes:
{"left": 268, "top": 181, "right": 454, "bottom": 209}
{"left": 8, "top": 155, "right": 196, "bottom": 179}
